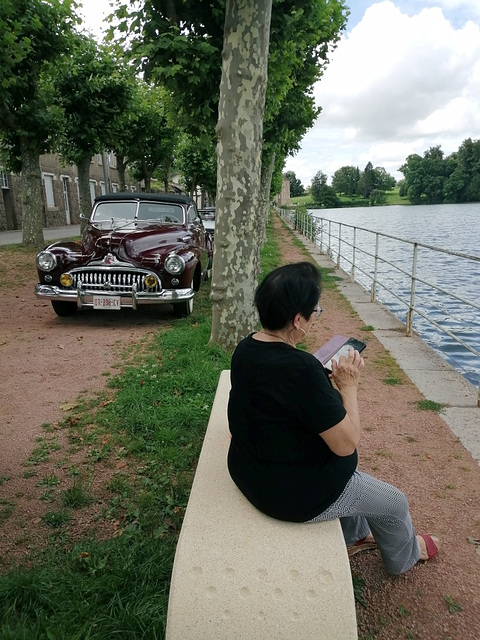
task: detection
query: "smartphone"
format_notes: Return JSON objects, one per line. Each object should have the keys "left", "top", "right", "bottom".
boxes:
{"left": 323, "top": 338, "right": 366, "bottom": 372}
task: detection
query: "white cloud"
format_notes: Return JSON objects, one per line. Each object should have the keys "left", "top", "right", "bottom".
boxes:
{"left": 286, "top": 1, "right": 480, "bottom": 187}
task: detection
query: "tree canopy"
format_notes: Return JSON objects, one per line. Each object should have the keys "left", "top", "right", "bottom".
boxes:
{"left": 311, "top": 170, "right": 340, "bottom": 207}
{"left": 0, "top": 0, "right": 80, "bottom": 246}
{"left": 399, "top": 139, "right": 480, "bottom": 205}
{"left": 53, "top": 34, "right": 134, "bottom": 220}
{"left": 284, "top": 171, "right": 305, "bottom": 197}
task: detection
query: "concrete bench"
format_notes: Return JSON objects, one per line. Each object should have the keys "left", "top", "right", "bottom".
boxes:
{"left": 166, "top": 370, "right": 358, "bottom": 640}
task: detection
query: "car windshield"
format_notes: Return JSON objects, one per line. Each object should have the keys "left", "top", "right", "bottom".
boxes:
{"left": 92, "top": 201, "right": 184, "bottom": 224}
{"left": 137, "top": 202, "right": 184, "bottom": 223}
{"left": 92, "top": 202, "right": 137, "bottom": 222}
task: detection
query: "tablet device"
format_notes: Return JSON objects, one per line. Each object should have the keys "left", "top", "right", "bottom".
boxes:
{"left": 314, "top": 336, "right": 366, "bottom": 372}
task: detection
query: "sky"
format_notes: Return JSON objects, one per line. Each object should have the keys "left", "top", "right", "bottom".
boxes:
{"left": 78, "top": 0, "right": 480, "bottom": 187}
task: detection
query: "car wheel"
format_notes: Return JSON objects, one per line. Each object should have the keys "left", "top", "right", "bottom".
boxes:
{"left": 51, "top": 301, "right": 78, "bottom": 317}
{"left": 173, "top": 297, "right": 193, "bottom": 317}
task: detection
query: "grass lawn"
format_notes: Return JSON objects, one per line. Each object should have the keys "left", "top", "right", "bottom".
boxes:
{"left": 290, "top": 187, "right": 409, "bottom": 209}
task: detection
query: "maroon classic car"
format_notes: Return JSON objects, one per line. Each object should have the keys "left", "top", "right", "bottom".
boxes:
{"left": 35, "top": 192, "right": 213, "bottom": 317}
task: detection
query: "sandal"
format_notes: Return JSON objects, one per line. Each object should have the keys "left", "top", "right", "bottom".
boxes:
{"left": 418, "top": 533, "right": 439, "bottom": 560}
{"left": 347, "top": 536, "right": 378, "bottom": 557}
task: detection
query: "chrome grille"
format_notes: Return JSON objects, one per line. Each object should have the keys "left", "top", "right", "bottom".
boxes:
{"left": 70, "top": 269, "right": 161, "bottom": 293}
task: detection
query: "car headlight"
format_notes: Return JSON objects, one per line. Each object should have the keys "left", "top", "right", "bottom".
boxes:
{"left": 165, "top": 254, "right": 185, "bottom": 275}
{"left": 36, "top": 251, "right": 57, "bottom": 272}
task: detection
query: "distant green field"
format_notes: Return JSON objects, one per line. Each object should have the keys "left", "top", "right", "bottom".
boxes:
{"left": 289, "top": 195, "right": 314, "bottom": 207}
{"left": 290, "top": 188, "right": 409, "bottom": 208}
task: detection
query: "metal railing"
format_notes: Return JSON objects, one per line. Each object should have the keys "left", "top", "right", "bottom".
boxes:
{"left": 276, "top": 206, "right": 480, "bottom": 405}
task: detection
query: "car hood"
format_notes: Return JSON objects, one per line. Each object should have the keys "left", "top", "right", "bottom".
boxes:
{"left": 81, "top": 222, "right": 191, "bottom": 266}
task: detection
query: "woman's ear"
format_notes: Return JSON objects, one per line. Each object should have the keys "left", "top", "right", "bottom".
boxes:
{"left": 292, "top": 312, "right": 303, "bottom": 330}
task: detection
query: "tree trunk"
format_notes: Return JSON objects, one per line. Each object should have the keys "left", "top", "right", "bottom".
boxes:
{"left": 20, "top": 139, "right": 45, "bottom": 248}
{"left": 163, "top": 165, "right": 170, "bottom": 192}
{"left": 77, "top": 157, "right": 92, "bottom": 233}
{"left": 210, "top": 0, "right": 272, "bottom": 350}
{"left": 142, "top": 159, "right": 151, "bottom": 191}
{"left": 258, "top": 151, "right": 276, "bottom": 248}
{"left": 117, "top": 155, "right": 127, "bottom": 191}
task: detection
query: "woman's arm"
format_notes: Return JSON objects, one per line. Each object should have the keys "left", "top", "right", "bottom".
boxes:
{"left": 319, "top": 348, "right": 364, "bottom": 457}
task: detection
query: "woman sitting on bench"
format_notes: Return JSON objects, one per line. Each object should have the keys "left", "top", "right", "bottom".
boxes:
{"left": 227, "top": 261, "right": 439, "bottom": 575}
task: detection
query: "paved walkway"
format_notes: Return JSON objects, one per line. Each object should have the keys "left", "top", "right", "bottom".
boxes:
{"left": 291, "top": 227, "right": 480, "bottom": 466}
{"left": 0, "top": 225, "right": 80, "bottom": 246}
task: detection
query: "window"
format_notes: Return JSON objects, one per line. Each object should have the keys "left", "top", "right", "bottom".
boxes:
{"left": 100, "top": 181, "right": 107, "bottom": 195}
{"left": 97, "top": 154, "right": 103, "bottom": 165}
{"left": 112, "top": 183, "right": 118, "bottom": 193}
{"left": 89, "top": 180, "right": 96, "bottom": 205}
{"left": 0, "top": 170, "right": 8, "bottom": 189}
{"left": 43, "top": 174, "right": 55, "bottom": 207}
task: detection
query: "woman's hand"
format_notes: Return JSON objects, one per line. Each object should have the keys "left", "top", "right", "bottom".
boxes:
{"left": 321, "top": 348, "right": 364, "bottom": 456}
{"left": 331, "top": 348, "right": 364, "bottom": 390}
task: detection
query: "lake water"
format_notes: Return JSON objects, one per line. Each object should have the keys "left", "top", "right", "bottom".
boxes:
{"left": 308, "top": 203, "right": 480, "bottom": 388}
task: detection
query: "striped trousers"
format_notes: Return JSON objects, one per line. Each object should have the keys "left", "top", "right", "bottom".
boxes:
{"left": 305, "top": 470, "right": 421, "bottom": 575}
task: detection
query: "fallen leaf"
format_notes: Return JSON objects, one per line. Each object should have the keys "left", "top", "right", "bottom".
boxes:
{"left": 58, "top": 344, "right": 65, "bottom": 349}
{"left": 60, "top": 402, "right": 78, "bottom": 411}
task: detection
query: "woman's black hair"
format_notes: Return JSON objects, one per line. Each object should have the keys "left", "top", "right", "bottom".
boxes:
{"left": 254, "top": 261, "right": 321, "bottom": 330}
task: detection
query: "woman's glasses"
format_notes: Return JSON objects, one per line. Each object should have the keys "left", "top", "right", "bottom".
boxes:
{"left": 313, "top": 306, "right": 323, "bottom": 317}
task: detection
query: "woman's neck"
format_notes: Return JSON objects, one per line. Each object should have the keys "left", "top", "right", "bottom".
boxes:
{"left": 259, "top": 328, "right": 295, "bottom": 347}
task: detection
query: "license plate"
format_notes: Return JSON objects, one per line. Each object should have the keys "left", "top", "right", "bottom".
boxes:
{"left": 93, "top": 295, "right": 121, "bottom": 310}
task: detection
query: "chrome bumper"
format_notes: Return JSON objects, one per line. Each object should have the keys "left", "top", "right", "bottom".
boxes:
{"left": 35, "top": 283, "right": 194, "bottom": 310}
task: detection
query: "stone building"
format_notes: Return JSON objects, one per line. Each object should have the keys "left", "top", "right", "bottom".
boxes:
{"left": 0, "top": 152, "right": 138, "bottom": 231}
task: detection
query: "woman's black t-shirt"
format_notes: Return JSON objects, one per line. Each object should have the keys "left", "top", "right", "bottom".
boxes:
{"left": 227, "top": 334, "right": 358, "bottom": 522}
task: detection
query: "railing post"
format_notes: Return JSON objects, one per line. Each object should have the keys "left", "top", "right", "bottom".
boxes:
{"left": 406, "top": 243, "right": 418, "bottom": 337}
{"left": 320, "top": 218, "right": 324, "bottom": 253}
{"left": 370, "top": 233, "right": 379, "bottom": 302}
{"left": 328, "top": 220, "right": 332, "bottom": 258}
{"left": 351, "top": 227, "right": 357, "bottom": 282}
{"left": 337, "top": 224, "right": 341, "bottom": 269}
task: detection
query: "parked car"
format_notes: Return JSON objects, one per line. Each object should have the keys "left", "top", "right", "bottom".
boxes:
{"left": 35, "top": 192, "right": 213, "bottom": 317}
{"left": 198, "top": 207, "right": 215, "bottom": 241}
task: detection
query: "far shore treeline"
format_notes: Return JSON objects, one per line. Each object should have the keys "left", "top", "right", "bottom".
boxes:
{"left": 286, "top": 137, "right": 480, "bottom": 208}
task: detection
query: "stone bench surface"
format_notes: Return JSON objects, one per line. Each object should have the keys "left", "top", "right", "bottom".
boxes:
{"left": 166, "top": 370, "right": 357, "bottom": 640}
